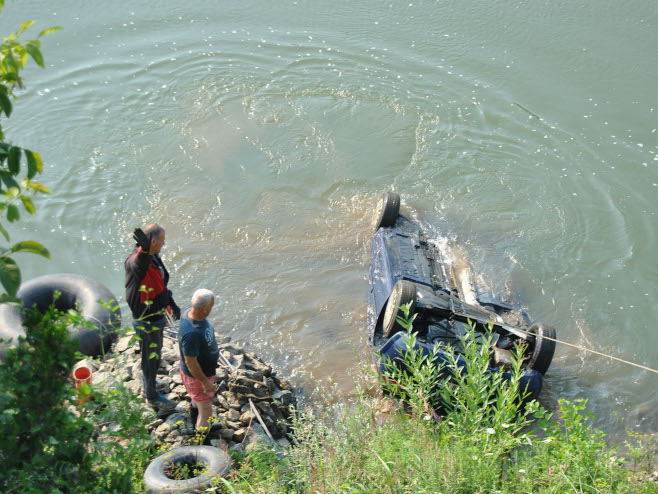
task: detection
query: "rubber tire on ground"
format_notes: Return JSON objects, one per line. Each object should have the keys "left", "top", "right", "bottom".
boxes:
{"left": 0, "top": 273, "right": 121, "bottom": 360}
{"left": 527, "top": 323, "right": 556, "bottom": 375}
{"left": 373, "top": 191, "right": 400, "bottom": 231}
{"left": 143, "top": 445, "right": 231, "bottom": 494}
{"left": 382, "top": 280, "right": 417, "bottom": 338}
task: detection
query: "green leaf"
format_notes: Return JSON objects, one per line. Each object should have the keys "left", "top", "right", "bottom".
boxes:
{"left": 77, "top": 382, "right": 91, "bottom": 396}
{"left": 38, "top": 26, "right": 61, "bottom": 38}
{"left": 5, "top": 47, "right": 18, "bottom": 75}
{"left": 7, "top": 146, "right": 20, "bottom": 175}
{"left": 17, "top": 21, "right": 36, "bottom": 37}
{"left": 0, "top": 87, "right": 12, "bottom": 117}
{"left": 0, "top": 173, "right": 20, "bottom": 191}
{"left": 0, "top": 223, "right": 8, "bottom": 241}
{"left": 19, "top": 196, "right": 35, "bottom": 215}
{"left": 6, "top": 204, "right": 19, "bottom": 222}
{"left": 10, "top": 240, "right": 50, "bottom": 258}
{"left": 0, "top": 256, "right": 20, "bottom": 297}
{"left": 24, "top": 150, "right": 42, "bottom": 178}
{"left": 29, "top": 181, "right": 50, "bottom": 194}
{"left": 24, "top": 42, "right": 43, "bottom": 68}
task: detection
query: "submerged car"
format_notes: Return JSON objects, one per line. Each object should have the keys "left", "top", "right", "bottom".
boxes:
{"left": 367, "top": 192, "right": 556, "bottom": 399}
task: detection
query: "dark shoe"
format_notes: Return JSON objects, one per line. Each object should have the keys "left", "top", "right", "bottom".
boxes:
{"left": 148, "top": 394, "right": 177, "bottom": 413}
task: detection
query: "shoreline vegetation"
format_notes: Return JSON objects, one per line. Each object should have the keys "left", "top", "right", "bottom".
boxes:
{"left": 0, "top": 306, "right": 656, "bottom": 493}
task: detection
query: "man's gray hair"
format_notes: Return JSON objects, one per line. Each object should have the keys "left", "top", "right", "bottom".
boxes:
{"left": 191, "top": 289, "right": 215, "bottom": 309}
{"left": 144, "top": 223, "right": 165, "bottom": 239}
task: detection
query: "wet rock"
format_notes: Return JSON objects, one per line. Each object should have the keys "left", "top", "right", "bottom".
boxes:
{"left": 245, "top": 358, "right": 271, "bottom": 377}
{"left": 272, "top": 389, "right": 294, "bottom": 408}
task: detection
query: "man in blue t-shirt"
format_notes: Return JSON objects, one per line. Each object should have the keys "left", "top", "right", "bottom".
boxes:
{"left": 177, "top": 288, "right": 220, "bottom": 431}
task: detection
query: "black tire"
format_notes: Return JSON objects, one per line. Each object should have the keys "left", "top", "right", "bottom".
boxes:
{"left": 0, "top": 274, "right": 121, "bottom": 360}
{"left": 382, "top": 280, "right": 416, "bottom": 338}
{"left": 143, "top": 445, "right": 231, "bottom": 493}
{"left": 373, "top": 192, "right": 400, "bottom": 231}
{"left": 527, "top": 323, "right": 556, "bottom": 375}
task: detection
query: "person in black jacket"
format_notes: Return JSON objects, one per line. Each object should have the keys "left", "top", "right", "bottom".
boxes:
{"left": 125, "top": 223, "right": 181, "bottom": 412}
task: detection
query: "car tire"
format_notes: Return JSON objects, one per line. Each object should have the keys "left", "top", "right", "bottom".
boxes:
{"left": 382, "top": 280, "right": 416, "bottom": 338}
{"left": 143, "top": 445, "right": 231, "bottom": 493}
{"left": 373, "top": 192, "right": 400, "bottom": 231}
{"left": 527, "top": 323, "right": 556, "bottom": 375}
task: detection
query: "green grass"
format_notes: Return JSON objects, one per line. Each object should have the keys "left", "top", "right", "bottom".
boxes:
{"left": 221, "top": 321, "right": 657, "bottom": 493}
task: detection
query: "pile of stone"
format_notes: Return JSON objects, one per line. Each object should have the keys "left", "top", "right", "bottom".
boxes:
{"left": 79, "top": 332, "right": 295, "bottom": 452}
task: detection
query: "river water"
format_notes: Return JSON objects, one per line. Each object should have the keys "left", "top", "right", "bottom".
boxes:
{"left": 2, "top": 1, "right": 656, "bottom": 440}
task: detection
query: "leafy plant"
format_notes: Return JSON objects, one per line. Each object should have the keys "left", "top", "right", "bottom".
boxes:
{"left": 0, "top": 2, "right": 60, "bottom": 300}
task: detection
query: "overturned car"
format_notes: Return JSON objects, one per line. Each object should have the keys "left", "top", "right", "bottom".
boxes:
{"left": 367, "top": 192, "right": 556, "bottom": 400}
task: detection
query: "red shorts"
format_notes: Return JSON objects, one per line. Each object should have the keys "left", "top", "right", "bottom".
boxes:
{"left": 180, "top": 369, "right": 215, "bottom": 403}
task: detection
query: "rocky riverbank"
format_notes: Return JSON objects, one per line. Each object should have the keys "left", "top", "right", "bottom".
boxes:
{"left": 77, "top": 331, "right": 295, "bottom": 452}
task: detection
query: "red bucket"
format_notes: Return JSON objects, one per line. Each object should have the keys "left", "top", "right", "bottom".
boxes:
{"left": 73, "top": 366, "right": 93, "bottom": 404}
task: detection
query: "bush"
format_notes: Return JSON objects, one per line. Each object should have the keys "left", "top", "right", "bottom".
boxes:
{"left": 0, "top": 305, "right": 154, "bottom": 493}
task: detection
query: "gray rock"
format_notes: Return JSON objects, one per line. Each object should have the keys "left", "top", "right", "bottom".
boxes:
{"left": 272, "top": 389, "right": 294, "bottom": 408}
{"left": 232, "top": 354, "right": 245, "bottom": 369}
{"left": 245, "top": 358, "right": 271, "bottom": 377}
{"left": 226, "top": 409, "right": 240, "bottom": 422}
{"left": 276, "top": 437, "right": 291, "bottom": 449}
{"left": 216, "top": 394, "right": 230, "bottom": 410}
{"left": 92, "top": 371, "right": 117, "bottom": 390}
{"left": 233, "top": 428, "right": 248, "bottom": 442}
{"left": 219, "top": 429, "right": 234, "bottom": 441}
{"left": 219, "top": 343, "right": 243, "bottom": 355}
{"left": 256, "top": 401, "right": 271, "bottom": 415}
{"left": 171, "top": 372, "right": 183, "bottom": 385}
{"left": 155, "top": 422, "right": 171, "bottom": 439}
{"left": 210, "top": 438, "right": 228, "bottom": 449}
{"left": 226, "top": 420, "right": 241, "bottom": 430}
{"left": 164, "top": 413, "right": 188, "bottom": 428}
{"left": 215, "top": 368, "right": 229, "bottom": 382}
{"left": 173, "top": 385, "right": 187, "bottom": 395}
{"left": 216, "top": 335, "right": 231, "bottom": 345}
{"left": 244, "top": 424, "right": 270, "bottom": 452}
{"left": 239, "top": 410, "right": 256, "bottom": 426}
{"left": 161, "top": 347, "right": 178, "bottom": 364}
{"left": 115, "top": 335, "right": 133, "bottom": 354}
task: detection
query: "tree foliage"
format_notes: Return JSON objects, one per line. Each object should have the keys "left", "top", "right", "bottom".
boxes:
{"left": 0, "top": 1, "right": 60, "bottom": 300}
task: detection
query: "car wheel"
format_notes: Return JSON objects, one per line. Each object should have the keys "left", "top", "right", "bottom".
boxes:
{"left": 526, "top": 323, "right": 556, "bottom": 375}
{"left": 382, "top": 280, "right": 416, "bottom": 338}
{"left": 373, "top": 192, "right": 400, "bottom": 231}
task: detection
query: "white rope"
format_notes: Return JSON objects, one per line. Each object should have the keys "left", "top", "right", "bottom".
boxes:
{"left": 505, "top": 324, "right": 658, "bottom": 375}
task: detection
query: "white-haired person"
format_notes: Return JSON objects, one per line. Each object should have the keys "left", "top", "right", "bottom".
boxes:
{"left": 177, "top": 289, "right": 220, "bottom": 432}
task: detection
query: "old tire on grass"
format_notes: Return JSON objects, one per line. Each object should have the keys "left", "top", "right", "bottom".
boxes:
{"left": 373, "top": 191, "right": 400, "bottom": 231}
{"left": 0, "top": 273, "right": 121, "bottom": 360}
{"left": 143, "top": 445, "right": 231, "bottom": 493}
{"left": 527, "top": 323, "right": 556, "bottom": 375}
{"left": 382, "top": 280, "right": 416, "bottom": 338}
